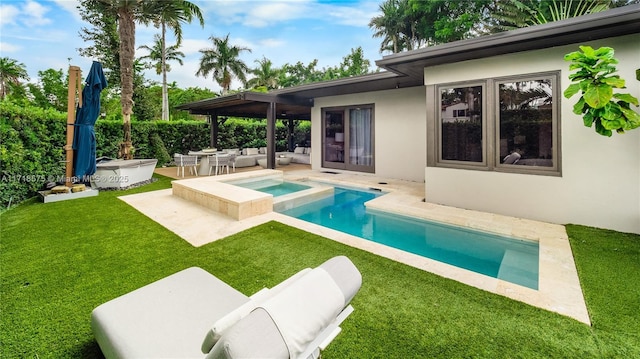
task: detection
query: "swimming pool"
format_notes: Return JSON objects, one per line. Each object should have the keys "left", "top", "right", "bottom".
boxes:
{"left": 279, "top": 185, "right": 539, "bottom": 289}
{"left": 228, "top": 178, "right": 311, "bottom": 197}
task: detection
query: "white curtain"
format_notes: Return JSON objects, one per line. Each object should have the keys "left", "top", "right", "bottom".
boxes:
{"left": 349, "top": 109, "right": 372, "bottom": 166}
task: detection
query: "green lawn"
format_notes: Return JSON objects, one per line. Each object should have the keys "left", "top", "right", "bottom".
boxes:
{"left": 1, "top": 175, "right": 638, "bottom": 358}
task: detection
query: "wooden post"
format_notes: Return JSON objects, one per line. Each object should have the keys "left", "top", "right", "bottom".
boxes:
{"left": 64, "top": 66, "right": 82, "bottom": 187}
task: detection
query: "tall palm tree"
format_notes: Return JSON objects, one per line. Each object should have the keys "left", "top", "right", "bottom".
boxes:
{"left": 246, "top": 57, "right": 280, "bottom": 91}
{"left": 369, "top": 0, "right": 406, "bottom": 53}
{"left": 86, "top": 0, "right": 201, "bottom": 158}
{"left": 0, "top": 57, "right": 29, "bottom": 100}
{"left": 86, "top": 0, "right": 154, "bottom": 159}
{"left": 113, "top": 0, "right": 151, "bottom": 159}
{"left": 196, "top": 34, "right": 252, "bottom": 94}
{"left": 139, "top": 34, "right": 185, "bottom": 77}
{"left": 150, "top": 0, "right": 204, "bottom": 120}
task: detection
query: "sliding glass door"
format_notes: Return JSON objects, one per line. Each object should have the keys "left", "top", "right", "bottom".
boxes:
{"left": 322, "top": 105, "right": 374, "bottom": 173}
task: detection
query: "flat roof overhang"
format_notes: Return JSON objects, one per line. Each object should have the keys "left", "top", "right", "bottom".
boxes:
{"left": 177, "top": 71, "right": 424, "bottom": 118}
{"left": 376, "top": 4, "right": 640, "bottom": 78}
{"left": 175, "top": 92, "right": 314, "bottom": 119}
{"left": 271, "top": 71, "right": 423, "bottom": 98}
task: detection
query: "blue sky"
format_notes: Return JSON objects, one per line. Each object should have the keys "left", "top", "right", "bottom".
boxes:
{"left": 0, "top": 0, "right": 385, "bottom": 92}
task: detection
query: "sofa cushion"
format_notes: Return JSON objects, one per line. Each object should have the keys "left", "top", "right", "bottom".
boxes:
{"left": 245, "top": 148, "right": 259, "bottom": 156}
{"left": 303, "top": 147, "right": 311, "bottom": 154}
{"left": 223, "top": 148, "right": 239, "bottom": 155}
{"left": 259, "top": 147, "right": 267, "bottom": 154}
{"left": 293, "top": 146, "right": 305, "bottom": 154}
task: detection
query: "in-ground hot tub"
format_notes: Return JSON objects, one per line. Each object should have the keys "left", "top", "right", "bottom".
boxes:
{"left": 91, "top": 159, "right": 158, "bottom": 189}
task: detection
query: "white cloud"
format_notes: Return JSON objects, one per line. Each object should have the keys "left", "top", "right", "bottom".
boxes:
{"left": 180, "top": 38, "right": 213, "bottom": 55}
{"left": 244, "top": 2, "right": 309, "bottom": 27}
{"left": 232, "top": 36, "right": 257, "bottom": 50}
{"left": 0, "top": 4, "right": 20, "bottom": 26}
{"left": 0, "top": 1, "right": 57, "bottom": 28}
{"left": 324, "top": 2, "right": 379, "bottom": 27}
{"left": 21, "top": 0, "right": 52, "bottom": 26}
{"left": 259, "top": 38, "right": 285, "bottom": 48}
{"left": 154, "top": 58, "right": 220, "bottom": 92}
{"left": 0, "top": 41, "right": 21, "bottom": 52}
{"left": 51, "top": 0, "right": 82, "bottom": 22}
{"left": 199, "top": 0, "right": 374, "bottom": 29}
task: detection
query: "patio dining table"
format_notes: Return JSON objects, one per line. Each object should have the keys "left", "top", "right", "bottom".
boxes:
{"left": 188, "top": 150, "right": 223, "bottom": 176}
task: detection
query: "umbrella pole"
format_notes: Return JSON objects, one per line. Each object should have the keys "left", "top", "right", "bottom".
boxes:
{"left": 65, "top": 66, "right": 82, "bottom": 187}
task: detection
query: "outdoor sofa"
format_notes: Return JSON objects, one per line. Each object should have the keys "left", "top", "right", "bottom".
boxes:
{"left": 277, "top": 147, "right": 311, "bottom": 165}
{"left": 224, "top": 148, "right": 266, "bottom": 168}
{"left": 226, "top": 147, "right": 311, "bottom": 168}
{"left": 91, "top": 256, "right": 362, "bottom": 359}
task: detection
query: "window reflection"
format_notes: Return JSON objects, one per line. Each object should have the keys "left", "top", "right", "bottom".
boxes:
{"left": 440, "top": 86, "right": 483, "bottom": 162}
{"left": 499, "top": 79, "right": 553, "bottom": 167}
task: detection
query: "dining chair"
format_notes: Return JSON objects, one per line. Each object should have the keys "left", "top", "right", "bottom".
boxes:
{"left": 175, "top": 154, "right": 198, "bottom": 177}
{"left": 228, "top": 153, "right": 237, "bottom": 172}
{"left": 208, "top": 154, "right": 231, "bottom": 176}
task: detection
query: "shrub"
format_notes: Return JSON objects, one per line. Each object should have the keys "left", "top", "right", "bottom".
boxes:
{"left": 0, "top": 102, "right": 66, "bottom": 208}
{"left": 1, "top": 102, "right": 310, "bottom": 208}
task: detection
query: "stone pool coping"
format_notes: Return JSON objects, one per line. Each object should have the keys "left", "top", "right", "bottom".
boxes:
{"left": 119, "top": 169, "right": 590, "bottom": 325}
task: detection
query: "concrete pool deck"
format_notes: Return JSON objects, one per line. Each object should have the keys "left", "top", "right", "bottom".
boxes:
{"left": 119, "top": 168, "right": 590, "bottom": 325}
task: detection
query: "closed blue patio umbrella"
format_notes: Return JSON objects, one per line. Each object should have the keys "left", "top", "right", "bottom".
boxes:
{"left": 73, "top": 61, "right": 107, "bottom": 179}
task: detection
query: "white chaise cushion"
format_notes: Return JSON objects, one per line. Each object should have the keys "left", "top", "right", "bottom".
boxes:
{"left": 91, "top": 267, "right": 249, "bottom": 359}
{"left": 258, "top": 267, "right": 345, "bottom": 358}
{"left": 201, "top": 268, "right": 312, "bottom": 353}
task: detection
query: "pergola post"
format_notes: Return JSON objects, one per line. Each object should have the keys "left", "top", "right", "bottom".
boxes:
{"left": 287, "top": 118, "right": 295, "bottom": 152}
{"left": 210, "top": 112, "right": 218, "bottom": 149}
{"left": 266, "top": 102, "right": 276, "bottom": 169}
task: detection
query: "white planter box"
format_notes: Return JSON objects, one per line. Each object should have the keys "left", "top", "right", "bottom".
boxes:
{"left": 91, "top": 159, "right": 157, "bottom": 189}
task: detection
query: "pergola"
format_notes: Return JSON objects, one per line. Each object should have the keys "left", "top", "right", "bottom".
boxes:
{"left": 176, "top": 92, "right": 313, "bottom": 169}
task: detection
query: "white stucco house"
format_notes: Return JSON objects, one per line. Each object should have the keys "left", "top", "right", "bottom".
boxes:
{"left": 179, "top": 5, "right": 640, "bottom": 234}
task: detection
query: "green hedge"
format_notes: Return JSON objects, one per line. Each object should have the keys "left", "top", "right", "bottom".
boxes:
{"left": 1, "top": 102, "right": 311, "bottom": 209}
{"left": 217, "top": 118, "right": 311, "bottom": 151}
{"left": 95, "top": 120, "right": 211, "bottom": 163}
{"left": 0, "top": 103, "right": 67, "bottom": 208}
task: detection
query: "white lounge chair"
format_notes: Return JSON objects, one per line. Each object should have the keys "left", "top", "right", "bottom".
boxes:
{"left": 91, "top": 256, "right": 362, "bottom": 359}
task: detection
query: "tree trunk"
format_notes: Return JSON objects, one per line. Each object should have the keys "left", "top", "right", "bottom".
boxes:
{"left": 161, "top": 21, "right": 169, "bottom": 121}
{"left": 118, "top": 6, "right": 135, "bottom": 159}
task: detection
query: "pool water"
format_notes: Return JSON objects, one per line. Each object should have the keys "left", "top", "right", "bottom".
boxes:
{"left": 230, "top": 179, "right": 311, "bottom": 197}
{"left": 279, "top": 186, "right": 539, "bottom": 289}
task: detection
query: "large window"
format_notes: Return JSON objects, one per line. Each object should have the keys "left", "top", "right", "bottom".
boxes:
{"left": 498, "top": 77, "right": 554, "bottom": 168}
{"left": 432, "top": 72, "right": 560, "bottom": 176}
{"left": 439, "top": 84, "right": 485, "bottom": 164}
{"left": 322, "top": 105, "right": 374, "bottom": 173}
